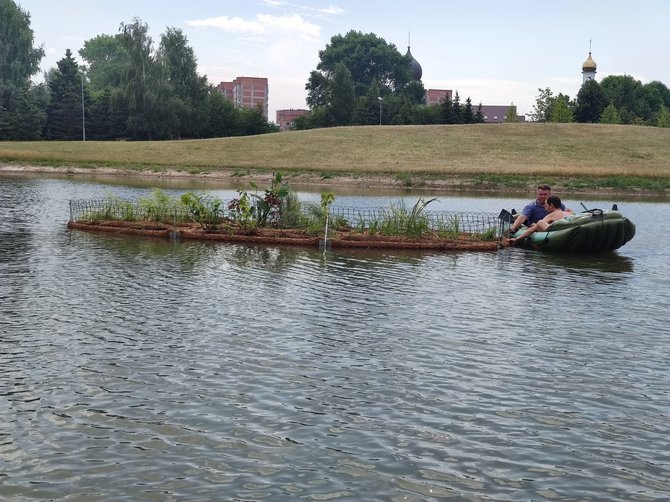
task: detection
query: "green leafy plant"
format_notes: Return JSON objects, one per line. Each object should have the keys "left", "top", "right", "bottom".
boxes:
{"left": 180, "top": 192, "right": 223, "bottom": 231}
{"left": 251, "top": 172, "right": 290, "bottom": 226}
{"left": 227, "top": 190, "right": 257, "bottom": 231}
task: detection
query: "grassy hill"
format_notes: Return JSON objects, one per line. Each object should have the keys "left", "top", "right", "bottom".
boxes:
{"left": 2, "top": 123, "right": 670, "bottom": 191}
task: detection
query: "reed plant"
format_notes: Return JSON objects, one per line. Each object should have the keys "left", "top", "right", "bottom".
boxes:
{"left": 88, "top": 196, "right": 138, "bottom": 222}
{"left": 379, "top": 197, "right": 437, "bottom": 237}
{"left": 138, "top": 188, "right": 180, "bottom": 224}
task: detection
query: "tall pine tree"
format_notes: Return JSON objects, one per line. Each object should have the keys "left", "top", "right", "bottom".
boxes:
{"left": 45, "top": 49, "right": 84, "bottom": 140}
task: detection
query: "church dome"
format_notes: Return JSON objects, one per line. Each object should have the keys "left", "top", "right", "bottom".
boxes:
{"left": 405, "top": 46, "right": 423, "bottom": 81}
{"left": 582, "top": 52, "right": 597, "bottom": 72}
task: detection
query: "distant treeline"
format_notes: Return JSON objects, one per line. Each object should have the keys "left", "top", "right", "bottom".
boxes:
{"left": 1, "top": 4, "right": 275, "bottom": 141}
{"left": 531, "top": 78, "right": 670, "bottom": 126}
{"left": 2, "top": 1, "right": 668, "bottom": 142}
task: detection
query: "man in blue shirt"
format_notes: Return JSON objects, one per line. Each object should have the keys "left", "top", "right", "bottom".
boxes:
{"left": 509, "top": 184, "right": 569, "bottom": 234}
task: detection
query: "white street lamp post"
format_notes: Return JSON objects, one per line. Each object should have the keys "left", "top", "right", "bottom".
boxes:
{"left": 80, "top": 72, "right": 86, "bottom": 141}
{"left": 378, "top": 96, "right": 383, "bottom": 126}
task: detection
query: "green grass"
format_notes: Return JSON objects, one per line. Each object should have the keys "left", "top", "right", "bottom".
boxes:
{"left": 2, "top": 123, "right": 670, "bottom": 192}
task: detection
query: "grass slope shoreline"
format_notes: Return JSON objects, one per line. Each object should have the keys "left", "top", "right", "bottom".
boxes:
{"left": 2, "top": 123, "right": 670, "bottom": 195}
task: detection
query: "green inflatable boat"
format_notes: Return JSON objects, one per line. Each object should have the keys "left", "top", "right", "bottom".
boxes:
{"left": 502, "top": 207, "right": 636, "bottom": 253}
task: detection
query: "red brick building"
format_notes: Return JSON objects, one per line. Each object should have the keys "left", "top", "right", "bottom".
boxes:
{"left": 216, "top": 77, "right": 269, "bottom": 119}
{"left": 425, "top": 89, "right": 452, "bottom": 106}
{"left": 276, "top": 109, "right": 308, "bottom": 131}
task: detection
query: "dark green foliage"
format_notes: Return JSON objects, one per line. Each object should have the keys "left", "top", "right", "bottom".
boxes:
{"left": 156, "top": 27, "right": 210, "bottom": 138}
{"left": 0, "top": 0, "right": 45, "bottom": 139}
{"left": 0, "top": 0, "right": 44, "bottom": 83}
{"left": 180, "top": 192, "right": 223, "bottom": 231}
{"left": 45, "top": 49, "right": 84, "bottom": 139}
{"left": 306, "top": 30, "right": 412, "bottom": 109}
{"left": 474, "top": 103, "right": 485, "bottom": 123}
{"left": 463, "top": 98, "right": 475, "bottom": 124}
{"left": 328, "top": 63, "right": 355, "bottom": 126}
{"left": 576, "top": 79, "right": 607, "bottom": 123}
{"left": 440, "top": 93, "right": 457, "bottom": 124}
{"left": 251, "top": 172, "right": 290, "bottom": 226}
{"left": 203, "top": 91, "right": 241, "bottom": 137}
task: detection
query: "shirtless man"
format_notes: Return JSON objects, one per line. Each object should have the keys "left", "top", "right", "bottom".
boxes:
{"left": 509, "top": 196, "right": 572, "bottom": 245}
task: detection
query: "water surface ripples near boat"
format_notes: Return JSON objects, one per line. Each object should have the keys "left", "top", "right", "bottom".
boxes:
{"left": 1, "top": 175, "right": 669, "bottom": 500}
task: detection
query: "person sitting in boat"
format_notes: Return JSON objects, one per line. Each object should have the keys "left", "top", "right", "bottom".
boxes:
{"left": 509, "top": 196, "right": 573, "bottom": 245}
{"left": 508, "top": 184, "right": 569, "bottom": 234}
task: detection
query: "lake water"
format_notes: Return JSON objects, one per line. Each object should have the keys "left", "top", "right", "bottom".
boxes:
{"left": 1, "top": 174, "right": 669, "bottom": 501}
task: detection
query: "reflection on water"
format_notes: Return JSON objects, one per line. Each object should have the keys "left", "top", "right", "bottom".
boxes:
{"left": 516, "top": 247, "right": 635, "bottom": 274}
{"left": 1, "top": 174, "right": 669, "bottom": 501}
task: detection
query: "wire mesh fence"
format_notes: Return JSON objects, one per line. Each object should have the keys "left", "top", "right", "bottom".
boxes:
{"left": 327, "top": 206, "right": 501, "bottom": 234}
{"left": 69, "top": 199, "right": 504, "bottom": 236}
{"left": 69, "top": 199, "right": 191, "bottom": 224}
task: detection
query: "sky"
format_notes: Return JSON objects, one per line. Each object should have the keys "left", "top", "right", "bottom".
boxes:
{"left": 17, "top": 0, "right": 670, "bottom": 122}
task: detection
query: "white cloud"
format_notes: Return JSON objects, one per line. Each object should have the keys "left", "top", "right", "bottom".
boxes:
{"left": 187, "top": 13, "right": 320, "bottom": 41}
{"left": 187, "top": 16, "right": 265, "bottom": 34}
{"left": 319, "top": 6, "right": 343, "bottom": 15}
{"left": 260, "top": 1, "right": 343, "bottom": 16}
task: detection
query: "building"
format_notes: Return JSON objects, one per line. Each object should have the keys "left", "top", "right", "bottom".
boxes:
{"left": 405, "top": 45, "right": 423, "bottom": 81}
{"left": 216, "top": 81, "right": 234, "bottom": 101}
{"left": 477, "top": 105, "right": 525, "bottom": 123}
{"left": 582, "top": 51, "right": 597, "bottom": 83}
{"left": 425, "top": 89, "right": 453, "bottom": 106}
{"left": 216, "top": 77, "right": 269, "bottom": 119}
{"left": 276, "top": 109, "right": 309, "bottom": 131}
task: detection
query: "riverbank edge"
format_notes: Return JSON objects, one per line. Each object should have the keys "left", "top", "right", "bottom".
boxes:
{"left": 2, "top": 163, "right": 669, "bottom": 197}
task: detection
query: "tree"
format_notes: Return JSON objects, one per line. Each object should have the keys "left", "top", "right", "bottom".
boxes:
{"left": 550, "top": 98, "right": 574, "bottom": 123}
{"left": 156, "top": 27, "right": 209, "bottom": 138}
{"left": 203, "top": 90, "right": 241, "bottom": 137}
{"left": 600, "top": 103, "right": 621, "bottom": 124}
{"left": 306, "top": 31, "right": 412, "bottom": 110}
{"left": 474, "top": 103, "right": 485, "bottom": 123}
{"left": 658, "top": 105, "right": 670, "bottom": 127}
{"left": 531, "top": 88, "right": 553, "bottom": 122}
{"left": 45, "top": 49, "right": 84, "bottom": 140}
{"left": 505, "top": 103, "right": 518, "bottom": 123}
{"left": 238, "top": 105, "right": 276, "bottom": 136}
{"left": 352, "top": 98, "right": 376, "bottom": 125}
{"left": 463, "top": 97, "right": 475, "bottom": 124}
{"left": 0, "top": 0, "right": 46, "bottom": 139}
{"left": 451, "top": 91, "right": 462, "bottom": 124}
{"left": 0, "top": 82, "right": 46, "bottom": 139}
{"left": 399, "top": 80, "right": 426, "bottom": 105}
{"left": 0, "top": 0, "right": 44, "bottom": 84}
{"left": 79, "top": 34, "right": 129, "bottom": 90}
{"left": 394, "top": 97, "right": 418, "bottom": 124}
{"left": 327, "top": 62, "right": 355, "bottom": 126}
{"left": 440, "top": 93, "right": 457, "bottom": 124}
{"left": 575, "top": 79, "right": 606, "bottom": 123}
{"left": 119, "top": 18, "right": 162, "bottom": 139}
{"left": 600, "top": 75, "right": 639, "bottom": 117}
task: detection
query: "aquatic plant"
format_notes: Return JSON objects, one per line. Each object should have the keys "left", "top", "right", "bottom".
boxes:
{"left": 250, "top": 172, "right": 290, "bottom": 226}
{"left": 138, "top": 188, "right": 180, "bottom": 224}
{"left": 180, "top": 192, "right": 223, "bottom": 231}
{"left": 379, "top": 197, "right": 437, "bottom": 237}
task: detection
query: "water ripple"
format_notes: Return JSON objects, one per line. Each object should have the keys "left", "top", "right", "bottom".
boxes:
{"left": 1, "top": 176, "right": 669, "bottom": 500}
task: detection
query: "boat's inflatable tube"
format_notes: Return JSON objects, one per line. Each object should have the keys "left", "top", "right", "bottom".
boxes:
{"left": 510, "top": 209, "right": 636, "bottom": 253}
